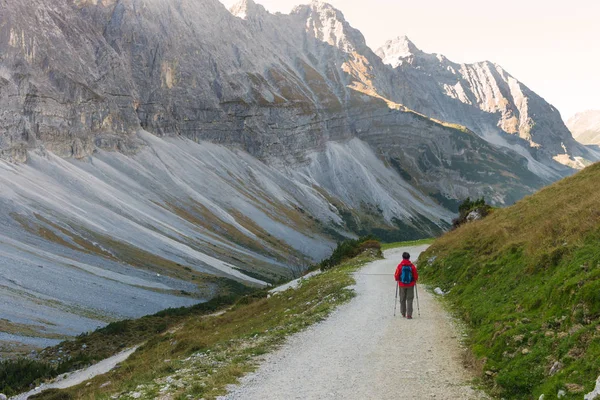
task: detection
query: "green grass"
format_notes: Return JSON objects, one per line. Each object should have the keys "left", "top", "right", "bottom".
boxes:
{"left": 21, "top": 246, "right": 381, "bottom": 400}
{"left": 418, "top": 162, "right": 600, "bottom": 399}
{"left": 381, "top": 238, "right": 435, "bottom": 251}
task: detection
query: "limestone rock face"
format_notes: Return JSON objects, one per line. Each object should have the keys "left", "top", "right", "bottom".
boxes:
{"left": 0, "top": 0, "right": 140, "bottom": 159}
{"left": 375, "top": 37, "right": 598, "bottom": 171}
{"left": 567, "top": 110, "right": 600, "bottom": 145}
{"left": 0, "top": 0, "right": 556, "bottom": 203}
{"left": 377, "top": 36, "right": 419, "bottom": 67}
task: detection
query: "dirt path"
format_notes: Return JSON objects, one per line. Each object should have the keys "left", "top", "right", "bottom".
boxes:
{"left": 220, "top": 245, "right": 487, "bottom": 400}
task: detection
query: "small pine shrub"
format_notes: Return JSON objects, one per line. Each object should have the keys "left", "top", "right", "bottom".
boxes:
{"left": 0, "top": 358, "right": 57, "bottom": 396}
{"left": 98, "top": 319, "right": 130, "bottom": 335}
{"left": 452, "top": 197, "right": 492, "bottom": 229}
{"left": 319, "top": 236, "right": 381, "bottom": 270}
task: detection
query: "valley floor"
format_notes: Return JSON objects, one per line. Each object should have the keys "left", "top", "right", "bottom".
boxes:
{"left": 220, "top": 246, "right": 486, "bottom": 399}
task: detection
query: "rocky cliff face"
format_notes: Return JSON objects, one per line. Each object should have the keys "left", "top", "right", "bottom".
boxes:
{"left": 376, "top": 36, "right": 598, "bottom": 173}
{"left": 0, "top": 0, "right": 566, "bottom": 195}
{"left": 2, "top": 0, "right": 584, "bottom": 176}
{"left": 0, "top": 0, "right": 594, "bottom": 345}
{"left": 567, "top": 110, "right": 600, "bottom": 145}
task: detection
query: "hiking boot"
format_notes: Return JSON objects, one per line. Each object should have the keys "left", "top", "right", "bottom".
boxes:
{"left": 407, "top": 315, "right": 412, "bottom": 319}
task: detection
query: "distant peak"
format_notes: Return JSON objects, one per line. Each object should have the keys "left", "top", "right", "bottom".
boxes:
{"left": 292, "top": 0, "right": 365, "bottom": 53}
{"left": 375, "top": 35, "right": 422, "bottom": 68}
{"left": 230, "top": 0, "right": 267, "bottom": 20}
{"left": 309, "top": 0, "right": 336, "bottom": 9}
{"left": 293, "top": 0, "right": 346, "bottom": 20}
{"left": 382, "top": 36, "right": 420, "bottom": 56}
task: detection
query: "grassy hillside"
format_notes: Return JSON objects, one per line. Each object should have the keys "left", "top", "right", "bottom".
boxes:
{"left": 418, "top": 163, "right": 600, "bottom": 399}
{"left": 3, "top": 240, "right": 382, "bottom": 400}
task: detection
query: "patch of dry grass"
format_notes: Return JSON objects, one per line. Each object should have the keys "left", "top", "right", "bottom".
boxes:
{"left": 429, "top": 162, "right": 600, "bottom": 267}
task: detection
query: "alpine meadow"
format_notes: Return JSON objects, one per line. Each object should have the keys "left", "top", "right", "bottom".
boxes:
{"left": 419, "top": 164, "right": 600, "bottom": 399}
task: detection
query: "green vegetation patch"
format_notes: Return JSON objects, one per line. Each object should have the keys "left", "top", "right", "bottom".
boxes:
{"left": 0, "top": 358, "right": 57, "bottom": 398}
{"left": 48, "top": 256, "right": 377, "bottom": 399}
{"left": 381, "top": 238, "right": 435, "bottom": 251}
{"left": 451, "top": 197, "right": 493, "bottom": 229}
{"left": 418, "top": 163, "right": 600, "bottom": 399}
{"left": 318, "top": 236, "right": 382, "bottom": 270}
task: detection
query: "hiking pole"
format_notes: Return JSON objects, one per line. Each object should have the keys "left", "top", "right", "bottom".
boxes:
{"left": 394, "top": 283, "right": 398, "bottom": 316}
{"left": 415, "top": 284, "right": 421, "bottom": 317}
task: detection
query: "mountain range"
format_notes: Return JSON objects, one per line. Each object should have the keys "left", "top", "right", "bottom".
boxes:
{"left": 0, "top": 0, "right": 597, "bottom": 347}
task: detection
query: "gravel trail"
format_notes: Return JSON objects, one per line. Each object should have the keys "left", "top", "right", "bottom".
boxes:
{"left": 220, "top": 245, "right": 487, "bottom": 400}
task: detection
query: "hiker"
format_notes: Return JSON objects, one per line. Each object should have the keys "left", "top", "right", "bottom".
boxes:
{"left": 394, "top": 252, "right": 418, "bottom": 319}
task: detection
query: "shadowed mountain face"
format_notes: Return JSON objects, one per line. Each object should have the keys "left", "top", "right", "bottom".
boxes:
{"left": 0, "top": 0, "right": 595, "bottom": 345}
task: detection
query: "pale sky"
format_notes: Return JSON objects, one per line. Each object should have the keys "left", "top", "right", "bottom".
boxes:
{"left": 219, "top": 0, "right": 599, "bottom": 121}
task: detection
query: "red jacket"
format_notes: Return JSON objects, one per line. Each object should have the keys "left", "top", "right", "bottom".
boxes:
{"left": 395, "top": 259, "right": 418, "bottom": 287}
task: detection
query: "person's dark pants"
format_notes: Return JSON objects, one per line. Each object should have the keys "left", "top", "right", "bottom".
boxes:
{"left": 399, "top": 286, "right": 415, "bottom": 317}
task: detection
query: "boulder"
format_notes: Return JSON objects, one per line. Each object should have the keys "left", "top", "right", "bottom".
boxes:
{"left": 466, "top": 210, "right": 482, "bottom": 221}
{"left": 549, "top": 361, "right": 563, "bottom": 376}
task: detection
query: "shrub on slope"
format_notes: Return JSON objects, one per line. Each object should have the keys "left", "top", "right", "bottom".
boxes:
{"left": 452, "top": 197, "right": 493, "bottom": 229}
{"left": 319, "top": 236, "right": 382, "bottom": 270}
{"left": 419, "top": 163, "right": 600, "bottom": 399}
